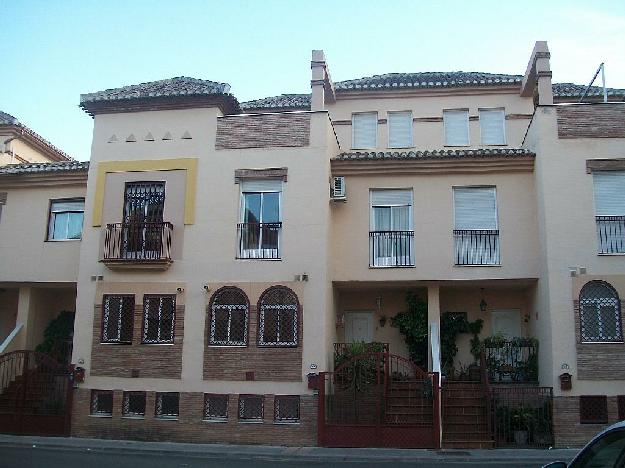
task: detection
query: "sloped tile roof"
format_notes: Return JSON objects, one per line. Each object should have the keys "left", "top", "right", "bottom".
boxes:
{"left": 552, "top": 82, "right": 625, "bottom": 99}
{"left": 240, "top": 94, "right": 311, "bottom": 111}
{"left": 0, "top": 110, "right": 73, "bottom": 161}
{"left": 334, "top": 148, "right": 534, "bottom": 161}
{"left": 80, "top": 76, "right": 232, "bottom": 103}
{"left": 335, "top": 71, "right": 523, "bottom": 91}
{"left": 0, "top": 161, "right": 89, "bottom": 175}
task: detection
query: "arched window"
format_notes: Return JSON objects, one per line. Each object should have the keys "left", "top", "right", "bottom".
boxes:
{"left": 258, "top": 286, "right": 299, "bottom": 347}
{"left": 579, "top": 281, "right": 623, "bottom": 342}
{"left": 208, "top": 287, "right": 249, "bottom": 346}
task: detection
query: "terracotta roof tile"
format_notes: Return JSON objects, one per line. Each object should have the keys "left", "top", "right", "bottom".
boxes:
{"left": 0, "top": 161, "right": 89, "bottom": 175}
{"left": 334, "top": 148, "right": 535, "bottom": 161}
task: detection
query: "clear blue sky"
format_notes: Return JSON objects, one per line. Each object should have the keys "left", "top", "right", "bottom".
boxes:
{"left": 2, "top": 0, "right": 624, "bottom": 161}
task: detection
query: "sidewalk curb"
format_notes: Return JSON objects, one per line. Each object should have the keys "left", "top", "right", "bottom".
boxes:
{"left": 0, "top": 435, "right": 579, "bottom": 463}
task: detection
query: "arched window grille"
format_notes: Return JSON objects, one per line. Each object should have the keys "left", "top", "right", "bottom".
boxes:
{"left": 258, "top": 286, "right": 299, "bottom": 347}
{"left": 579, "top": 280, "right": 623, "bottom": 343}
{"left": 209, "top": 287, "right": 249, "bottom": 346}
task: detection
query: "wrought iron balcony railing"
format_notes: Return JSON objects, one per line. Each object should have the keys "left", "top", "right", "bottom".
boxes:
{"left": 103, "top": 222, "right": 173, "bottom": 264}
{"left": 596, "top": 216, "right": 625, "bottom": 254}
{"left": 453, "top": 229, "right": 500, "bottom": 265}
{"left": 369, "top": 231, "right": 414, "bottom": 267}
{"left": 237, "top": 222, "right": 281, "bottom": 259}
{"left": 483, "top": 338, "right": 538, "bottom": 384}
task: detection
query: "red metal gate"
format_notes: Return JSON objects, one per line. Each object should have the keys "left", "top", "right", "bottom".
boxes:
{"left": 0, "top": 351, "right": 73, "bottom": 436}
{"left": 318, "top": 352, "right": 440, "bottom": 448}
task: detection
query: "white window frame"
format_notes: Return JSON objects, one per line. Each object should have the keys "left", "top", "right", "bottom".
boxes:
{"left": 369, "top": 189, "right": 415, "bottom": 267}
{"left": 47, "top": 198, "right": 85, "bottom": 241}
{"left": 479, "top": 108, "right": 507, "bottom": 146}
{"left": 443, "top": 109, "right": 470, "bottom": 146}
{"left": 387, "top": 111, "right": 413, "bottom": 149}
{"left": 592, "top": 171, "right": 625, "bottom": 254}
{"left": 351, "top": 112, "right": 378, "bottom": 149}
{"left": 238, "top": 181, "right": 282, "bottom": 259}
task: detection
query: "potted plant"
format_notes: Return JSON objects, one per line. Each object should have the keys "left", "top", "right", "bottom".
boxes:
{"left": 510, "top": 406, "right": 534, "bottom": 446}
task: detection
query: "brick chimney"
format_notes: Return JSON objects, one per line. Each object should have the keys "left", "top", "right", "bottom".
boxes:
{"left": 311, "top": 50, "right": 336, "bottom": 111}
{"left": 520, "top": 41, "right": 553, "bottom": 105}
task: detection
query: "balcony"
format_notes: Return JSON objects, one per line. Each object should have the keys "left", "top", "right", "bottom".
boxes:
{"left": 237, "top": 222, "right": 281, "bottom": 259}
{"left": 102, "top": 221, "right": 173, "bottom": 270}
{"left": 369, "top": 231, "right": 414, "bottom": 267}
{"left": 483, "top": 337, "right": 538, "bottom": 384}
{"left": 453, "top": 229, "right": 500, "bottom": 266}
{"left": 596, "top": 216, "right": 625, "bottom": 254}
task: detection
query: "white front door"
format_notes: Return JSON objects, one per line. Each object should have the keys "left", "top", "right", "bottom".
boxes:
{"left": 345, "top": 312, "right": 374, "bottom": 343}
{"left": 491, "top": 309, "right": 522, "bottom": 339}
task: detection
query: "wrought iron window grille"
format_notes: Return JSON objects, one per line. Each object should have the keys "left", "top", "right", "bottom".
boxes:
{"left": 90, "top": 390, "right": 113, "bottom": 416}
{"left": 579, "top": 395, "right": 608, "bottom": 424}
{"left": 238, "top": 395, "right": 264, "bottom": 421}
{"left": 122, "top": 391, "right": 146, "bottom": 418}
{"left": 209, "top": 288, "right": 249, "bottom": 346}
{"left": 579, "top": 281, "right": 623, "bottom": 343}
{"left": 142, "top": 295, "right": 176, "bottom": 344}
{"left": 155, "top": 392, "right": 179, "bottom": 419}
{"left": 101, "top": 295, "right": 135, "bottom": 343}
{"left": 204, "top": 394, "right": 229, "bottom": 421}
{"left": 274, "top": 395, "right": 300, "bottom": 423}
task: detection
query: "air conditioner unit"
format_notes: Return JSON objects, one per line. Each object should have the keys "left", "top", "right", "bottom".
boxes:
{"left": 331, "top": 176, "right": 346, "bottom": 201}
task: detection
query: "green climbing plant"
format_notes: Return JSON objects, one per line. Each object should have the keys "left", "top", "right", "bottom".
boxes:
{"left": 35, "top": 310, "right": 75, "bottom": 363}
{"left": 390, "top": 292, "right": 428, "bottom": 367}
{"left": 440, "top": 313, "right": 484, "bottom": 375}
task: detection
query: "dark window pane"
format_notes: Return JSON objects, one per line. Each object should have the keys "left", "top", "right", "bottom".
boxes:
{"left": 213, "top": 309, "right": 229, "bottom": 343}
{"left": 156, "top": 392, "right": 179, "bottom": 418}
{"left": 230, "top": 309, "right": 246, "bottom": 343}
{"left": 91, "top": 390, "right": 113, "bottom": 416}
{"left": 123, "top": 392, "right": 146, "bottom": 417}
{"left": 243, "top": 193, "right": 261, "bottom": 224}
{"left": 262, "top": 309, "right": 279, "bottom": 343}
{"left": 274, "top": 395, "right": 300, "bottom": 422}
{"left": 280, "top": 310, "right": 296, "bottom": 343}
{"left": 261, "top": 192, "right": 280, "bottom": 223}
{"left": 239, "top": 395, "right": 263, "bottom": 420}
{"left": 204, "top": 394, "right": 228, "bottom": 420}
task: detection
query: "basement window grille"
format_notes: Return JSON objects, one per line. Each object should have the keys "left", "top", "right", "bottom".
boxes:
{"left": 209, "top": 287, "right": 249, "bottom": 346}
{"left": 155, "top": 392, "right": 179, "bottom": 419}
{"left": 90, "top": 390, "right": 113, "bottom": 417}
{"left": 580, "top": 395, "right": 608, "bottom": 424}
{"left": 122, "top": 391, "right": 146, "bottom": 418}
{"left": 101, "top": 295, "right": 135, "bottom": 343}
{"left": 143, "top": 295, "right": 176, "bottom": 344}
{"left": 274, "top": 395, "right": 300, "bottom": 423}
{"left": 204, "top": 394, "right": 229, "bottom": 421}
{"left": 258, "top": 286, "right": 299, "bottom": 347}
{"left": 238, "top": 395, "right": 263, "bottom": 421}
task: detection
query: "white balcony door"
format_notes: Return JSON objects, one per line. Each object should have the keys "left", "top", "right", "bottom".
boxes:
{"left": 370, "top": 190, "right": 413, "bottom": 266}
{"left": 345, "top": 312, "right": 374, "bottom": 343}
{"left": 240, "top": 180, "right": 281, "bottom": 258}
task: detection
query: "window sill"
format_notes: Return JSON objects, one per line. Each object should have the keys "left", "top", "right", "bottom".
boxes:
{"left": 235, "top": 257, "right": 282, "bottom": 261}
{"left": 387, "top": 146, "right": 414, "bottom": 150}
{"left": 122, "top": 415, "right": 145, "bottom": 420}
{"left": 598, "top": 253, "right": 625, "bottom": 256}
{"left": 369, "top": 265, "right": 415, "bottom": 269}
{"left": 580, "top": 341, "right": 625, "bottom": 344}
{"left": 202, "top": 418, "right": 228, "bottom": 424}
{"left": 155, "top": 416, "right": 179, "bottom": 421}
{"left": 480, "top": 143, "right": 508, "bottom": 147}
{"left": 99, "top": 342, "right": 132, "bottom": 345}
{"left": 141, "top": 342, "right": 175, "bottom": 346}
{"left": 454, "top": 264, "right": 501, "bottom": 267}
{"left": 89, "top": 414, "right": 112, "bottom": 418}
{"left": 443, "top": 144, "right": 471, "bottom": 147}
{"left": 273, "top": 421, "right": 301, "bottom": 425}
{"left": 238, "top": 419, "right": 263, "bottom": 424}
{"left": 45, "top": 238, "right": 82, "bottom": 242}
{"left": 208, "top": 344, "right": 248, "bottom": 348}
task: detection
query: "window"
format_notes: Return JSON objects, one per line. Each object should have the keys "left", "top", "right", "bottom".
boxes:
{"left": 479, "top": 108, "right": 506, "bottom": 145}
{"left": 580, "top": 396, "right": 608, "bottom": 424}
{"left": 101, "top": 295, "right": 134, "bottom": 344}
{"left": 579, "top": 281, "right": 623, "bottom": 343}
{"left": 47, "top": 199, "right": 84, "bottom": 240}
{"left": 0, "top": 192, "right": 6, "bottom": 223}
{"left": 238, "top": 180, "right": 281, "bottom": 259}
{"left": 593, "top": 171, "right": 625, "bottom": 254}
{"left": 142, "top": 295, "right": 176, "bottom": 344}
{"left": 155, "top": 392, "right": 179, "bottom": 419}
{"left": 204, "top": 394, "right": 229, "bottom": 421}
{"left": 209, "top": 287, "right": 249, "bottom": 346}
{"left": 388, "top": 111, "right": 413, "bottom": 148}
{"left": 443, "top": 109, "right": 469, "bottom": 146}
{"left": 618, "top": 395, "right": 625, "bottom": 421}
{"left": 90, "top": 390, "right": 113, "bottom": 416}
{"left": 274, "top": 395, "right": 300, "bottom": 423}
{"left": 258, "top": 286, "right": 299, "bottom": 347}
{"left": 370, "top": 189, "right": 414, "bottom": 267}
{"left": 238, "top": 394, "right": 263, "bottom": 421}
{"left": 453, "top": 186, "right": 500, "bottom": 265}
{"left": 352, "top": 112, "right": 377, "bottom": 149}
{"left": 122, "top": 391, "right": 146, "bottom": 418}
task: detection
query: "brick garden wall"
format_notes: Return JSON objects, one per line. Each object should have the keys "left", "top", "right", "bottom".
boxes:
{"left": 71, "top": 389, "right": 317, "bottom": 446}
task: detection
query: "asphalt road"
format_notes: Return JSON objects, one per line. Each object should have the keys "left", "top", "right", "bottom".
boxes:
{"left": 0, "top": 445, "right": 561, "bottom": 468}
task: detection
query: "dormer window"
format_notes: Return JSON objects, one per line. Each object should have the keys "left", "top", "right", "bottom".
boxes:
{"left": 443, "top": 109, "right": 469, "bottom": 146}
{"left": 387, "top": 111, "right": 413, "bottom": 148}
{"left": 352, "top": 112, "right": 377, "bottom": 149}
{"left": 479, "top": 108, "right": 506, "bottom": 145}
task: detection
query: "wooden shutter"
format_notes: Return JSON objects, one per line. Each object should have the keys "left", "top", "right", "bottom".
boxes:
{"left": 240, "top": 179, "right": 282, "bottom": 192}
{"left": 454, "top": 187, "right": 497, "bottom": 230}
{"left": 480, "top": 109, "right": 506, "bottom": 145}
{"left": 388, "top": 111, "right": 413, "bottom": 148}
{"left": 593, "top": 171, "right": 625, "bottom": 216}
{"left": 352, "top": 112, "right": 377, "bottom": 149}
{"left": 444, "top": 110, "right": 469, "bottom": 146}
{"left": 371, "top": 189, "right": 412, "bottom": 206}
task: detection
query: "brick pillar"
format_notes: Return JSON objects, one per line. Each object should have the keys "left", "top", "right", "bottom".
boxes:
{"left": 427, "top": 284, "right": 441, "bottom": 373}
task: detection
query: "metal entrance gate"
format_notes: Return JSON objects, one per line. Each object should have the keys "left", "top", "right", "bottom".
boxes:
{"left": 318, "top": 352, "right": 441, "bottom": 448}
{"left": 0, "top": 351, "right": 73, "bottom": 436}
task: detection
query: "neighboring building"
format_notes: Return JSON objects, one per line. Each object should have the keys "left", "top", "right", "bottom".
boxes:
{"left": 0, "top": 111, "right": 72, "bottom": 165}
{"left": 1, "top": 41, "right": 624, "bottom": 448}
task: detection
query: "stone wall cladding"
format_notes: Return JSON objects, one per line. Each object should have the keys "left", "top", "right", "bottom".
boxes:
{"left": 90, "top": 305, "right": 184, "bottom": 379}
{"left": 553, "top": 396, "right": 621, "bottom": 447}
{"left": 573, "top": 300, "right": 625, "bottom": 379}
{"left": 215, "top": 113, "right": 310, "bottom": 149}
{"left": 557, "top": 104, "right": 625, "bottom": 139}
{"left": 203, "top": 305, "right": 302, "bottom": 381}
{"left": 71, "top": 389, "right": 317, "bottom": 446}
